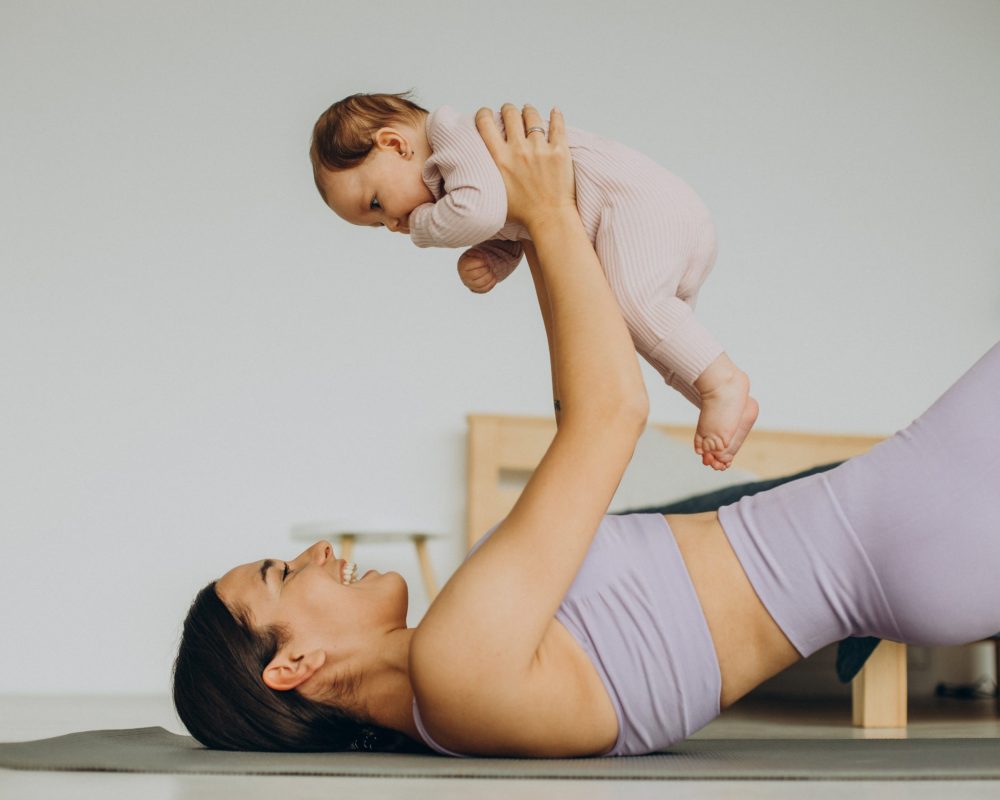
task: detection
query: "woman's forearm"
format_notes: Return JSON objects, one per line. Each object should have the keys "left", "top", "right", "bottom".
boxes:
{"left": 522, "top": 241, "right": 561, "bottom": 427}
{"left": 524, "top": 210, "right": 647, "bottom": 427}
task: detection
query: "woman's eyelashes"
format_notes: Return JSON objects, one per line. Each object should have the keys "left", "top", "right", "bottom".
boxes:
{"left": 282, "top": 563, "right": 290, "bottom": 581}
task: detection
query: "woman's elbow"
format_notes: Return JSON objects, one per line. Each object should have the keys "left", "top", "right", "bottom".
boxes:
{"left": 615, "top": 357, "right": 651, "bottom": 430}
{"left": 575, "top": 383, "right": 648, "bottom": 434}
{"left": 618, "top": 354, "right": 650, "bottom": 427}
{"left": 630, "top": 385, "right": 650, "bottom": 428}
{"left": 619, "top": 385, "right": 649, "bottom": 434}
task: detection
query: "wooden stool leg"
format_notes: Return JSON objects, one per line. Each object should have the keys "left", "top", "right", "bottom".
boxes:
{"left": 338, "top": 534, "right": 355, "bottom": 563}
{"left": 412, "top": 535, "right": 439, "bottom": 601}
{"left": 852, "top": 641, "right": 908, "bottom": 728}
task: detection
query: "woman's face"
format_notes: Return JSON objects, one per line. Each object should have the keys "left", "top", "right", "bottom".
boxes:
{"left": 215, "top": 541, "right": 409, "bottom": 690}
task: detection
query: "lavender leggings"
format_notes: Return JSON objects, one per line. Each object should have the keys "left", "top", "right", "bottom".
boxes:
{"left": 718, "top": 340, "right": 1000, "bottom": 658}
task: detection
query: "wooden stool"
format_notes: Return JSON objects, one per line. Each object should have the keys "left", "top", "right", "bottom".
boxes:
{"left": 852, "top": 636, "right": 1000, "bottom": 727}
{"left": 290, "top": 524, "right": 444, "bottom": 601}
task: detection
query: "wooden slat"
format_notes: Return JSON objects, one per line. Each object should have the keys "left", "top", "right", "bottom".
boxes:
{"left": 651, "top": 424, "right": 882, "bottom": 479}
{"left": 466, "top": 413, "right": 883, "bottom": 547}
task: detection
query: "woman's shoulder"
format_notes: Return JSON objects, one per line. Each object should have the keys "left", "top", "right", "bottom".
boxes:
{"left": 411, "top": 613, "right": 618, "bottom": 757}
{"left": 408, "top": 515, "right": 631, "bottom": 755}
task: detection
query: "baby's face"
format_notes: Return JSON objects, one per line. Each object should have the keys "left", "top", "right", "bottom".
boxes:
{"left": 320, "top": 147, "right": 433, "bottom": 235}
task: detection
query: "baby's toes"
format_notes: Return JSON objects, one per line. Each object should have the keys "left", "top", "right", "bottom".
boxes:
{"left": 708, "top": 453, "right": 728, "bottom": 471}
{"left": 694, "top": 434, "right": 705, "bottom": 455}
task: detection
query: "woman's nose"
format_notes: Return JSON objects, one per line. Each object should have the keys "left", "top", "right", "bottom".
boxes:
{"left": 307, "top": 540, "right": 332, "bottom": 564}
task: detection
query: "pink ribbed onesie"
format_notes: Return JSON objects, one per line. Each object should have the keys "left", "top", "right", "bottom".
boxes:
{"left": 409, "top": 105, "right": 724, "bottom": 402}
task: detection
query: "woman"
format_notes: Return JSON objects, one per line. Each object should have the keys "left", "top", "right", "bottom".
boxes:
{"left": 173, "top": 104, "right": 1000, "bottom": 757}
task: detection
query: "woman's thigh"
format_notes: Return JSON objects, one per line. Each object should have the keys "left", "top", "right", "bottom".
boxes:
{"left": 827, "top": 339, "right": 1000, "bottom": 645}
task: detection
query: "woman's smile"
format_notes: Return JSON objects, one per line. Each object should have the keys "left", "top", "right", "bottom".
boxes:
{"left": 339, "top": 559, "right": 359, "bottom": 585}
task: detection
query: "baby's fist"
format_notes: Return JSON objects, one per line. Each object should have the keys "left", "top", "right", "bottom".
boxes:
{"left": 457, "top": 248, "right": 497, "bottom": 294}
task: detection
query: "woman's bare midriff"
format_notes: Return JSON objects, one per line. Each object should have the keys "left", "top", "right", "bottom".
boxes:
{"left": 533, "top": 510, "right": 803, "bottom": 755}
{"left": 667, "top": 511, "right": 802, "bottom": 708}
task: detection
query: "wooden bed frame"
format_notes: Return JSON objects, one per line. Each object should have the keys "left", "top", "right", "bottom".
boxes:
{"left": 465, "top": 413, "right": 907, "bottom": 729}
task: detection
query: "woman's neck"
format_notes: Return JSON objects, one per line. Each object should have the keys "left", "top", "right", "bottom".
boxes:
{"left": 353, "top": 626, "right": 421, "bottom": 740}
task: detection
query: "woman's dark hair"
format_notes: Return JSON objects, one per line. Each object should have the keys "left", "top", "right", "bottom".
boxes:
{"left": 172, "top": 582, "right": 428, "bottom": 753}
{"left": 309, "top": 90, "right": 429, "bottom": 202}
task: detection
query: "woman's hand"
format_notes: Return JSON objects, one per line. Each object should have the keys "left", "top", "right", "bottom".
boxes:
{"left": 475, "top": 104, "right": 576, "bottom": 233}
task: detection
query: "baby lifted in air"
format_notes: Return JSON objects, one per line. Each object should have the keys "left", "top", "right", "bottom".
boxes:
{"left": 310, "top": 92, "right": 758, "bottom": 469}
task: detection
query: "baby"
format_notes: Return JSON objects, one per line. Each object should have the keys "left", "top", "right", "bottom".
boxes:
{"left": 310, "top": 93, "right": 758, "bottom": 469}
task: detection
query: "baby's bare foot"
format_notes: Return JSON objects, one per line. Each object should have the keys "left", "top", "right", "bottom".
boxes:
{"left": 694, "top": 367, "right": 752, "bottom": 471}
{"left": 713, "top": 396, "right": 759, "bottom": 470}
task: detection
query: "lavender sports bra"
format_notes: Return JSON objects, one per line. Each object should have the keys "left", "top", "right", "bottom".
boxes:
{"left": 412, "top": 513, "right": 722, "bottom": 756}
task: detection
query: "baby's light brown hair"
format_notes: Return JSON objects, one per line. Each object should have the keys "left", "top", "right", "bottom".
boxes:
{"left": 310, "top": 91, "right": 429, "bottom": 204}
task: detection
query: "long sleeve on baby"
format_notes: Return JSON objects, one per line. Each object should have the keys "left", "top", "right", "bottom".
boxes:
{"left": 410, "top": 107, "right": 509, "bottom": 249}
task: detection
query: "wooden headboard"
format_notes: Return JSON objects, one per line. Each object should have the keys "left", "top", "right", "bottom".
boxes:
{"left": 465, "top": 414, "right": 883, "bottom": 550}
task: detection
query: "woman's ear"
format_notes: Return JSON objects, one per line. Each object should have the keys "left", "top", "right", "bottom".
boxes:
{"left": 262, "top": 647, "right": 327, "bottom": 692}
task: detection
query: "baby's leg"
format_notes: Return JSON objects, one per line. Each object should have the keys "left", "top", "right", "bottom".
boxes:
{"left": 594, "top": 206, "right": 757, "bottom": 469}
{"left": 692, "top": 354, "right": 759, "bottom": 470}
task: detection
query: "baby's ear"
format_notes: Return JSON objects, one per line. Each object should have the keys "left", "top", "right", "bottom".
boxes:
{"left": 262, "top": 647, "right": 326, "bottom": 692}
{"left": 373, "top": 126, "right": 406, "bottom": 154}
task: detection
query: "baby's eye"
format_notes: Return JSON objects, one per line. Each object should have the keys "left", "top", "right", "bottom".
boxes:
{"left": 369, "top": 196, "right": 381, "bottom": 211}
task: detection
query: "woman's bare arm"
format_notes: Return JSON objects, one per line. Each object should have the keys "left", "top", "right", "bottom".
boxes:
{"left": 522, "top": 240, "right": 561, "bottom": 425}
{"left": 411, "top": 105, "right": 647, "bottom": 748}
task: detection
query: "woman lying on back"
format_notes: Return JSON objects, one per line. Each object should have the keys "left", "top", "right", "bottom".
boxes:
{"left": 173, "top": 104, "right": 1000, "bottom": 756}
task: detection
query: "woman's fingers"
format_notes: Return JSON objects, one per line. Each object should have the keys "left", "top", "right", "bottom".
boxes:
{"left": 476, "top": 102, "right": 530, "bottom": 166}
{"left": 474, "top": 102, "right": 575, "bottom": 226}
{"left": 476, "top": 102, "right": 560, "bottom": 147}
{"left": 521, "top": 103, "right": 546, "bottom": 142}
{"left": 500, "top": 102, "right": 526, "bottom": 141}
{"left": 475, "top": 107, "right": 504, "bottom": 157}
{"left": 548, "top": 107, "right": 565, "bottom": 146}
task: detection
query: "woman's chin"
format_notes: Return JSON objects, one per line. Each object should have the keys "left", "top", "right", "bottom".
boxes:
{"left": 388, "top": 572, "right": 410, "bottom": 615}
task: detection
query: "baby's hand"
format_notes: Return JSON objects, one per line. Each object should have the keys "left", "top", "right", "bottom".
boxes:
{"left": 457, "top": 248, "right": 497, "bottom": 294}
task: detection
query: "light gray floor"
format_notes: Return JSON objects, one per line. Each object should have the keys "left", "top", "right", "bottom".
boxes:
{"left": 1, "top": 693, "right": 998, "bottom": 800}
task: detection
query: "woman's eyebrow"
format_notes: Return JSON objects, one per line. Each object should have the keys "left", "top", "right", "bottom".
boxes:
{"left": 259, "top": 559, "right": 275, "bottom": 585}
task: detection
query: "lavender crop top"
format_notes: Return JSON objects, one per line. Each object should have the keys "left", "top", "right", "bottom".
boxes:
{"left": 411, "top": 513, "right": 722, "bottom": 756}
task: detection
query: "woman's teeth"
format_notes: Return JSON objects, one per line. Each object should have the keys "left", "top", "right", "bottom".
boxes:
{"left": 341, "top": 561, "right": 359, "bottom": 585}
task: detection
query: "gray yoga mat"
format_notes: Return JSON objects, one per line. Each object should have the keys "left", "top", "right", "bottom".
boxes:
{"left": 2, "top": 727, "right": 999, "bottom": 780}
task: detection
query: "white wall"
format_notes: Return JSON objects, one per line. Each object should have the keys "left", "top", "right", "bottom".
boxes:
{"left": 1, "top": 0, "right": 997, "bottom": 694}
